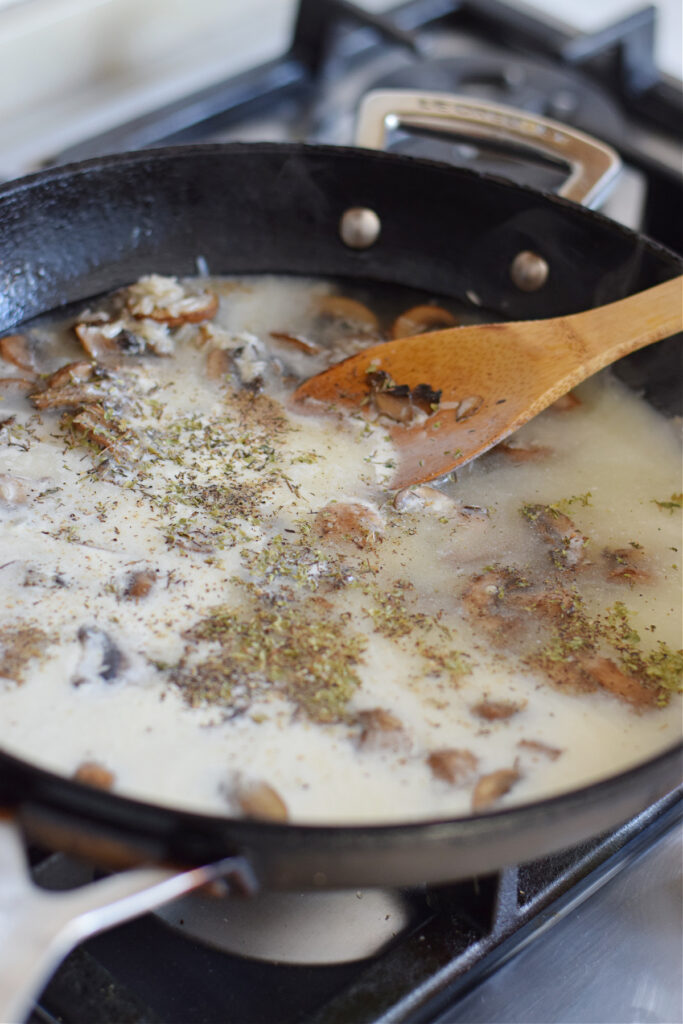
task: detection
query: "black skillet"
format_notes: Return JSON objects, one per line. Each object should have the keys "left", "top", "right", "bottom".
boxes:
{"left": 0, "top": 101, "right": 681, "bottom": 1019}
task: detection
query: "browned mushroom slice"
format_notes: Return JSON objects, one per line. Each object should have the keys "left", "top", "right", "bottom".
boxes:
{"left": 602, "top": 547, "right": 653, "bottom": 584}
{"left": 578, "top": 655, "right": 659, "bottom": 709}
{"left": 30, "top": 361, "right": 99, "bottom": 410}
{"left": 373, "top": 385, "right": 415, "bottom": 423}
{"left": 356, "top": 708, "right": 410, "bottom": 752}
{"left": 0, "top": 376, "right": 34, "bottom": 394}
{"left": 0, "top": 334, "right": 37, "bottom": 373}
{"left": 235, "top": 780, "right": 289, "bottom": 821}
{"left": 471, "top": 768, "right": 521, "bottom": 811}
{"left": 411, "top": 383, "right": 442, "bottom": 414}
{"left": 455, "top": 395, "right": 484, "bottom": 422}
{"left": 46, "top": 360, "right": 95, "bottom": 390}
{"left": 394, "top": 484, "right": 457, "bottom": 514}
{"left": 471, "top": 699, "right": 524, "bottom": 721}
{"left": 522, "top": 587, "right": 581, "bottom": 627}
{"left": 316, "top": 295, "right": 379, "bottom": 333}
{"left": 314, "top": 501, "right": 384, "bottom": 550}
{"left": 367, "top": 372, "right": 441, "bottom": 423}
{"left": 68, "top": 404, "right": 129, "bottom": 461}
{"left": 73, "top": 761, "right": 115, "bottom": 789}
{"left": 390, "top": 304, "right": 457, "bottom": 340}
{"left": 126, "top": 275, "right": 218, "bottom": 326}
{"left": 123, "top": 569, "right": 157, "bottom": 600}
{"left": 205, "top": 347, "right": 233, "bottom": 380}
{"left": 270, "top": 331, "right": 321, "bottom": 355}
{"left": 517, "top": 739, "right": 563, "bottom": 760}
{"left": 461, "top": 568, "right": 530, "bottom": 644}
{"left": 495, "top": 442, "right": 553, "bottom": 463}
{"left": 427, "top": 748, "right": 478, "bottom": 784}
{"left": 521, "top": 505, "right": 587, "bottom": 569}
{"left": 75, "top": 322, "right": 140, "bottom": 360}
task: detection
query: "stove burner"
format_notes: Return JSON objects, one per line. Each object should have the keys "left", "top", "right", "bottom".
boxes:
{"left": 156, "top": 887, "right": 411, "bottom": 964}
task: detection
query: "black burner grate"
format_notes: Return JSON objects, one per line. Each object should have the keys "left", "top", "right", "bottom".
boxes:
{"left": 31, "top": 792, "right": 681, "bottom": 1024}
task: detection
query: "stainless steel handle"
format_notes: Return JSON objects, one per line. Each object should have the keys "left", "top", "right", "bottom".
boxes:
{"left": 0, "top": 817, "right": 256, "bottom": 1023}
{"left": 355, "top": 90, "right": 622, "bottom": 208}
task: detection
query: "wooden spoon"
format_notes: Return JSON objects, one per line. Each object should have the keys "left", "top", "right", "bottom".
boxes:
{"left": 294, "top": 276, "right": 683, "bottom": 489}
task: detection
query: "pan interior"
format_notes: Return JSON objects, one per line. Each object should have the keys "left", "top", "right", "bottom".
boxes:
{"left": 0, "top": 269, "right": 680, "bottom": 831}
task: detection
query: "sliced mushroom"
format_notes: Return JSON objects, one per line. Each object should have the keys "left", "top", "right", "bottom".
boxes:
{"left": 373, "top": 385, "right": 416, "bottom": 424}
{"left": 461, "top": 568, "right": 530, "bottom": 644}
{"left": 73, "top": 625, "right": 126, "bottom": 685}
{"left": 73, "top": 761, "right": 115, "bottom": 789}
{"left": 235, "top": 780, "right": 289, "bottom": 821}
{"left": 205, "top": 347, "right": 233, "bottom": 380}
{"left": 367, "top": 372, "right": 441, "bottom": 423}
{"left": 471, "top": 768, "right": 520, "bottom": 811}
{"left": 471, "top": 699, "right": 524, "bottom": 721}
{"left": 394, "top": 485, "right": 450, "bottom": 513}
{"left": 602, "top": 546, "right": 653, "bottom": 584}
{"left": 316, "top": 295, "right": 379, "bottom": 333}
{"left": 356, "top": 708, "right": 410, "bottom": 752}
{"left": 427, "top": 748, "right": 478, "bottom": 784}
{"left": 0, "top": 334, "right": 37, "bottom": 373}
{"left": 578, "top": 655, "right": 658, "bottom": 709}
{"left": 269, "top": 331, "right": 321, "bottom": 355}
{"left": 390, "top": 304, "right": 457, "bottom": 340}
{"left": 0, "top": 377, "right": 35, "bottom": 394}
{"left": 76, "top": 317, "right": 173, "bottom": 359}
{"left": 68, "top": 404, "right": 130, "bottom": 461}
{"left": 393, "top": 486, "right": 484, "bottom": 520}
{"left": 123, "top": 569, "right": 157, "bottom": 600}
{"left": 517, "top": 739, "right": 563, "bottom": 760}
{"left": 314, "top": 501, "right": 384, "bottom": 550}
{"left": 125, "top": 275, "right": 218, "bottom": 326}
{"left": 522, "top": 505, "right": 587, "bottom": 570}
{"left": 199, "top": 326, "right": 267, "bottom": 389}
{"left": 455, "top": 395, "right": 483, "bottom": 422}
{"left": 30, "top": 361, "right": 100, "bottom": 410}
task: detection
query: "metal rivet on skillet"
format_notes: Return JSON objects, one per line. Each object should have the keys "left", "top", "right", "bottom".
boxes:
{"left": 339, "top": 207, "right": 381, "bottom": 249}
{"left": 509, "top": 250, "right": 550, "bottom": 292}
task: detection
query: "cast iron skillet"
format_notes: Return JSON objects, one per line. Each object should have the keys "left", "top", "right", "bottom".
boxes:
{"left": 0, "top": 143, "right": 681, "bottom": 891}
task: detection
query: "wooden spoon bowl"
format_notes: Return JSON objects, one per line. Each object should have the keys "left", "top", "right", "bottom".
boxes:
{"left": 294, "top": 276, "right": 683, "bottom": 489}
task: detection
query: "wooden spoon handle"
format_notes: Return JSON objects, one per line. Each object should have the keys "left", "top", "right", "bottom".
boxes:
{"left": 558, "top": 276, "right": 682, "bottom": 375}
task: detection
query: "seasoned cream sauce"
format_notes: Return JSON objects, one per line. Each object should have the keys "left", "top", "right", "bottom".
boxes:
{"left": 0, "top": 274, "right": 680, "bottom": 823}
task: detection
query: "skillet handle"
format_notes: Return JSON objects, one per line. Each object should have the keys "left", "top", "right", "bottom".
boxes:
{"left": 0, "top": 816, "right": 256, "bottom": 1024}
{"left": 355, "top": 90, "right": 621, "bottom": 208}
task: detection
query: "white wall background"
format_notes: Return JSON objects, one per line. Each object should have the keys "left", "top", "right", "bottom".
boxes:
{"left": 0, "top": 0, "right": 679, "bottom": 177}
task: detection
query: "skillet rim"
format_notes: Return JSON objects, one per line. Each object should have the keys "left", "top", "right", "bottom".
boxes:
{"left": 0, "top": 140, "right": 680, "bottom": 266}
{"left": 0, "top": 141, "right": 680, "bottom": 871}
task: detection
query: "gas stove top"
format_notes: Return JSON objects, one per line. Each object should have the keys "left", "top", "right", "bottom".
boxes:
{"left": 29, "top": 793, "right": 681, "bottom": 1023}
{"left": 52, "top": 0, "right": 682, "bottom": 255}
{"left": 13, "top": 2, "right": 683, "bottom": 1021}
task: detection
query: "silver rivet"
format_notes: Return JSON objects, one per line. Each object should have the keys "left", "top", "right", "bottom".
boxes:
{"left": 510, "top": 250, "right": 549, "bottom": 292}
{"left": 339, "top": 207, "right": 381, "bottom": 249}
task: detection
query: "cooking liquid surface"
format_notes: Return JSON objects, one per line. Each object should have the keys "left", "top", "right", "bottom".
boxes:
{"left": 0, "top": 275, "right": 680, "bottom": 824}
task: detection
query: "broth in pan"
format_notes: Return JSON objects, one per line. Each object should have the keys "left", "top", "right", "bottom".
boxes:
{"left": 0, "top": 274, "right": 680, "bottom": 823}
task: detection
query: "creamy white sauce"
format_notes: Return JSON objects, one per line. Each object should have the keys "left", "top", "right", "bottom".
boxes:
{"left": 0, "top": 275, "right": 680, "bottom": 824}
